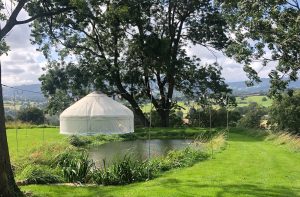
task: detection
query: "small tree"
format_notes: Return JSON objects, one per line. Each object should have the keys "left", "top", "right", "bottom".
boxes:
{"left": 17, "top": 107, "right": 45, "bottom": 124}
{"left": 269, "top": 92, "right": 300, "bottom": 134}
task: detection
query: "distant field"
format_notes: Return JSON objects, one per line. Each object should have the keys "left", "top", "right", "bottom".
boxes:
{"left": 142, "top": 95, "right": 273, "bottom": 116}
{"left": 236, "top": 95, "right": 272, "bottom": 107}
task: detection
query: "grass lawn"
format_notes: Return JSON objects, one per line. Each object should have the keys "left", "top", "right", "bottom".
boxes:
{"left": 21, "top": 128, "right": 300, "bottom": 197}
{"left": 7, "top": 127, "right": 65, "bottom": 162}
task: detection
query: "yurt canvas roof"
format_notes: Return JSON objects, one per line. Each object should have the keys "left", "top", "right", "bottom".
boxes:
{"left": 60, "top": 91, "right": 134, "bottom": 135}
{"left": 60, "top": 92, "right": 133, "bottom": 118}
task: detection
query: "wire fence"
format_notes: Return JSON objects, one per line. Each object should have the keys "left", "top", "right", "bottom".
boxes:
{"left": 1, "top": 83, "right": 231, "bottom": 155}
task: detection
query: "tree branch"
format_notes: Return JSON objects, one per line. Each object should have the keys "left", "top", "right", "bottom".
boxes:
{"left": 15, "top": 7, "right": 74, "bottom": 25}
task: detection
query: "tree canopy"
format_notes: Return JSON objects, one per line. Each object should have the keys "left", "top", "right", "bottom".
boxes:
{"left": 218, "top": 0, "right": 300, "bottom": 98}
{"left": 32, "top": 0, "right": 233, "bottom": 127}
{"left": 269, "top": 91, "right": 300, "bottom": 133}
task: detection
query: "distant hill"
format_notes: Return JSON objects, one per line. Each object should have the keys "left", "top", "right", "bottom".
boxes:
{"left": 3, "top": 84, "right": 45, "bottom": 102}
{"left": 3, "top": 78, "right": 300, "bottom": 101}
{"left": 228, "top": 78, "right": 300, "bottom": 95}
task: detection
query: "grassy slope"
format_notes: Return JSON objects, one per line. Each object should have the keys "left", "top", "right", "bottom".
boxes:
{"left": 22, "top": 130, "right": 300, "bottom": 197}
{"left": 7, "top": 128, "right": 65, "bottom": 162}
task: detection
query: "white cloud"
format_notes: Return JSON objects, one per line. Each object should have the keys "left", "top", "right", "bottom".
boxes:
{"left": 1, "top": 1, "right": 46, "bottom": 86}
{"left": 187, "top": 44, "right": 273, "bottom": 82}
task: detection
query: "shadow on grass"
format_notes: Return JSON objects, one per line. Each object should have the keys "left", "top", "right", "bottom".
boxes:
{"left": 23, "top": 179, "right": 300, "bottom": 197}
{"left": 157, "top": 178, "right": 300, "bottom": 197}
{"left": 227, "top": 133, "right": 263, "bottom": 142}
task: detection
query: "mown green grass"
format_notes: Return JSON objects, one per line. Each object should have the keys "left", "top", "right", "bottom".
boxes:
{"left": 22, "top": 128, "right": 300, "bottom": 197}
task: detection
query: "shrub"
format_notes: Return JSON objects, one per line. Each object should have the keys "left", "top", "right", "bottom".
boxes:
{"left": 17, "top": 107, "right": 45, "bottom": 124}
{"left": 55, "top": 150, "right": 94, "bottom": 183}
{"left": 19, "top": 165, "right": 63, "bottom": 184}
{"left": 69, "top": 135, "right": 91, "bottom": 147}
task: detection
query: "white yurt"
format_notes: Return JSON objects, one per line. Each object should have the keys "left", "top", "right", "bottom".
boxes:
{"left": 60, "top": 91, "right": 134, "bottom": 135}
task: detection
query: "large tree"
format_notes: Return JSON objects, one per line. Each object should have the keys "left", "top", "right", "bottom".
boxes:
{"left": 0, "top": 1, "right": 74, "bottom": 196}
{"left": 33, "top": 0, "right": 232, "bottom": 127}
{"left": 218, "top": 0, "right": 300, "bottom": 98}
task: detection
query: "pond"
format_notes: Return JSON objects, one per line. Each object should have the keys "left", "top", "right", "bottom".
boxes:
{"left": 88, "top": 139, "right": 193, "bottom": 167}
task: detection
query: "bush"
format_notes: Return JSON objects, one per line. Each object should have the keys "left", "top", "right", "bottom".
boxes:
{"left": 20, "top": 165, "right": 63, "bottom": 184}
{"left": 262, "top": 97, "right": 267, "bottom": 102}
{"left": 17, "top": 107, "right": 45, "bottom": 124}
{"left": 69, "top": 135, "right": 92, "bottom": 147}
{"left": 55, "top": 150, "right": 94, "bottom": 183}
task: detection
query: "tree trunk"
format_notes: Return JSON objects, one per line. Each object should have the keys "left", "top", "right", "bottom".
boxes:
{"left": 124, "top": 95, "right": 150, "bottom": 127}
{"left": 159, "top": 109, "right": 170, "bottom": 127}
{"left": 0, "top": 64, "right": 22, "bottom": 197}
{"left": 113, "top": 71, "right": 149, "bottom": 127}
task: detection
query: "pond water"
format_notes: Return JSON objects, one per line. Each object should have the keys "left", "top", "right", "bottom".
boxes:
{"left": 88, "top": 139, "right": 193, "bottom": 167}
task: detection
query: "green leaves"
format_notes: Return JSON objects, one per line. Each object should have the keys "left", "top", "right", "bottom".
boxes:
{"left": 219, "top": 0, "right": 300, "bottom": 97}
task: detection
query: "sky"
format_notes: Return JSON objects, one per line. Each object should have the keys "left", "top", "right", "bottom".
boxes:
{"left": 0, "top": 3, "right": 274, "bottom": 86}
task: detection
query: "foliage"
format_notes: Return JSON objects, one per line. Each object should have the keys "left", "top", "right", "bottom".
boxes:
{"left": 93, "top": 155, "right": 152, "bottom": 185}
{"left": 187, "top": 107, "right": 241, "bottom": 127}
{"left": 218, "top": 0, "right": 300, "bottom": 97}
{"left": 268, "top": 92, "right": 300, "bottom": 133}
{"left": 55, "top": 150, "right": 94, "bottom": 183}
{"left": 19, "top": 165, "right": 63, "bottom": 184}
{"left": 262, "top": 97, "right": 267, "bottom": 102}
{"left": 17, "top": 107, "right": 45, "bottom": 124}
{"left": 237, "top": 103, "right": 267, "bottom": 128}
{"left": 68, "top": 135, "right": 92, "bottom": 147}
{"left": 146, "top": 110, "right": 184, "bottom": 127}
{"left": 5, "top": 115, "right": 13, "bottom": 121}
{"left": 32, "top": 0, "right": 232, "bottom": 127}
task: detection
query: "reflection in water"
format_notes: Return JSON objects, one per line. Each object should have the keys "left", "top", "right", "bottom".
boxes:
{"left": 88, "top": 139, "right": 192, "bottom": 167}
